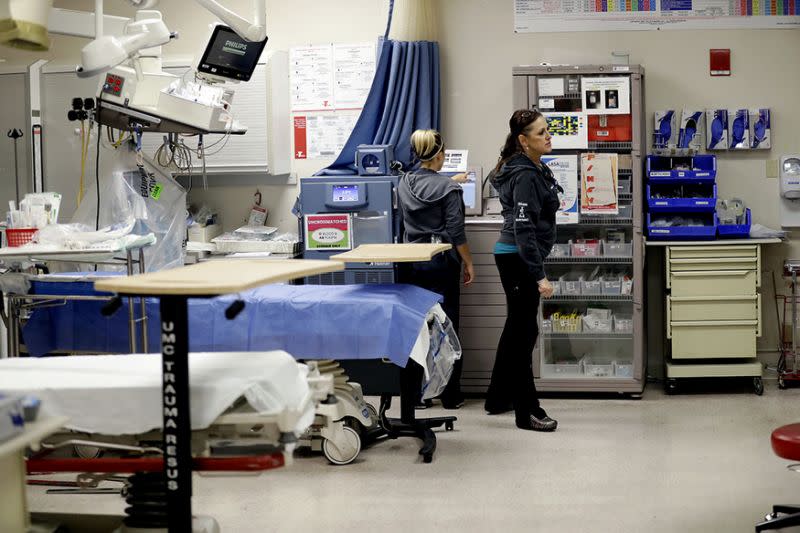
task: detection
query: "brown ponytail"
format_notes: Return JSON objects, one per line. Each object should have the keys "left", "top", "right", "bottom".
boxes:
{"left": 493, "top": 109, "right": 543, "bottom": 174}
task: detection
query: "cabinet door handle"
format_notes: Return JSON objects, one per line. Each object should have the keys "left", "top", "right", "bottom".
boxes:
{"left": 669, "top": 295, "right": 757, "bottom": 302}
{"left": 757, "top": 293, "right": 762, "bottom": 338}
{"left": 669, "top": 258, "right": 757, "bottom": 264}
{"left": 671, "top": 245, "right": 757, "bottom": 253}
{"left": 671, "top": 270, "right": 751, "bottom": 278}
{"left": 670, "top": 320, "right": 759, "bottom": 327}
{"left": 666, "top": 296, "right": 671, "bottom": 339}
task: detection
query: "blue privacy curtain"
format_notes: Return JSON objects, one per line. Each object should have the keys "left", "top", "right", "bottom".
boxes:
{"left": 315, "top": 39, "right": 440, "bottom": 175}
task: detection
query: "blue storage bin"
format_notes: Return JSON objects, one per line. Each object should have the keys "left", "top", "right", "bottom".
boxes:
{"left": 647, "top": 155, "right": 716, "bottom": 183}
{"left": 647, "top": 184, "right": 717, "bottom": 213}
{"left": 647, "top": 213, "right": 717, "bottom": 240}
{"left": 717, "top": 208, "right": 751, "bottom": 239}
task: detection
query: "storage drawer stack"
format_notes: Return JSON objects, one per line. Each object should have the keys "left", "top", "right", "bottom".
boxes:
{"left": 664, "top": 244, "right": 764, "bottom": 394}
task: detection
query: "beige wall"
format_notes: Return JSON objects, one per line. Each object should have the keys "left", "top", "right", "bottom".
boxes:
{"left": 1, "top": 1, "right": 797, "bottom": 355}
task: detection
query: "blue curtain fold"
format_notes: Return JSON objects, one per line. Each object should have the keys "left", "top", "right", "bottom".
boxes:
{"left": 315, "top": 39, "right": 440, "bottom": 175}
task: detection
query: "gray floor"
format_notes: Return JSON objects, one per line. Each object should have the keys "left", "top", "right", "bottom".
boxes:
{"left": 28, "top": 380, "right": 800, "bottom": 533}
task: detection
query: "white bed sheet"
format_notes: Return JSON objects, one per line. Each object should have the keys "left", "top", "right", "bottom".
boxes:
{"left": 0, "top": 351, "right": 313, "bottom": 435}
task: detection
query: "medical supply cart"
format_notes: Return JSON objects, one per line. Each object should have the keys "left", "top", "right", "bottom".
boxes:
{"left": 647, "top": 239, "right": 780, "bottom": 394}
{"left": 460, "top": 65, "right": 646, "bottom": 395}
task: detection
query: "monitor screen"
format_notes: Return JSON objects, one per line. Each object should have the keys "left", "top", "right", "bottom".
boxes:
{"left": 197, "top": 25, "right": 268, "bottom": 82}
{"left": 332, "top": 185, "right": 360, "bottom": 203}
{"left": 444, "top": 168, "right": 482, "bottom": 215}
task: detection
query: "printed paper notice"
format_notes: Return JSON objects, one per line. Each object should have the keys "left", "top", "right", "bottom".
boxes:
{"left": 538, "top": 77, "right": 565, "bottom": 97}
{"left": 304, "top": 214, "right": 352, "bottom": 251}
{"left": 582, "top": 77, "right": 630, "bottom": 116}
{"left": 542, "top": 155, "right": 579, "bottom": 224}
{"left": 290, "top": 45, "right": 334, "bottom": 111}
{"left": 544, "top": 112, "right": 588, "bottom": 149}
{"left": 306, "top": 114, "right": 359, "bottom": 159}
{"left": 442, "top": 150, "right": 469, "bottom": 173}
{"left": 333, "top": 43, "right": 376, "bottom": 109}
{"left": 580, "top": 153, "right": 619, "bottom": 215}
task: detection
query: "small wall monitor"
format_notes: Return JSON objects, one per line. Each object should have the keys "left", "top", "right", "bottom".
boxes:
{"left": 197, "top": 25, "right": 268, "bottom": 82}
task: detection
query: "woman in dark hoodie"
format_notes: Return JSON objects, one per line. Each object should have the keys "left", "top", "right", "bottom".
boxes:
{"left": 485, "top": 109, "right": 561, "bottom": 432}
{"left": 397, "top": 129, "right": 475, "bottom": 409}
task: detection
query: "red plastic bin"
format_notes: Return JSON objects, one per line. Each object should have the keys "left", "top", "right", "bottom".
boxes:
{"left": 5, "top": 228, "right": 38, "bottom": 247}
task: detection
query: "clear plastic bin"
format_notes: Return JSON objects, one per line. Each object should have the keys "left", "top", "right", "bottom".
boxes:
{"left": 582, "top": 314, "right": 613, "bottom": 332}
{"left": 604, "top": 242, "right": 632, "bottom": 257}
{"left": 561, "top": 275, "right": 581, "bottom": 296}
{"left": 614, "top": 315, "right": 633, "bottom": 333}
{"left": 581, "top": 279, "right": 602, "bottom": 295}
{"left": 584, "top": 361, "right": 614, "bottom": 377}
{"left": 543, "top": 362, "right": 582, "bottom": 376}
{"left": 552, "top": 314, "right": 582, "bottom": 333}
{"left": 551, "top": 243, "right": 571, "bottom": 257}
{"left": 601, "top": 277, "right": 622, "bottom": 295}
{"left": 614, "top": 361, "right": 633, "bottom": 377}
{"left": 572, "top": 241, "right": 601, "bottom": 257}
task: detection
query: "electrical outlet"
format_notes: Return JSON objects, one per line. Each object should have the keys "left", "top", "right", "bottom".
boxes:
{"left": 766, "top": 159, "right": 779, "bottom": 178}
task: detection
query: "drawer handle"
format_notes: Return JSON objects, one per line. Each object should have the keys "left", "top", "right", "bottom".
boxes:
{"left": 670, "top": 258, "right": 757, "bottom": 264}
{"left": 671, "top": 320, "right": 759, "bottom": 327}
{"left": 757, "top": 293, "right": 762, "bottom": 338}
{"left": 671, "top": 270, "right": 751, "bottom": 278}
{"left": 666, "top": 295, "right": 671, "bottom": 339}
{"left": 671, "top": 246, "right": 757, "bottom": 253}
{"left": 669, "top": 295, "right": 757, "bottom": 302}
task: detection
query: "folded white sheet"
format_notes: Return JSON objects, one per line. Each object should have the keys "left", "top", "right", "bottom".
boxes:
{"left": 0, "top": 351, "right": 313, "bottom": 435}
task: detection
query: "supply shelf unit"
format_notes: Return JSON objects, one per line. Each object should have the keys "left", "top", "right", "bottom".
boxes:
{"left": 512, "top": 65, "right": 646, "bottom": 394}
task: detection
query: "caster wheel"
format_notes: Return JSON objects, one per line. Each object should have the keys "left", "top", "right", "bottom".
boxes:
{"left": 754, "top": 377, "right": 764, "bottom": 396}
{"left": 445, "top": 421, "right": 454, "bottom": 431}
{"left": 322, "top": 426, "right": 361, "bottom": 465}
{"left": 665, "top": 379, "right": 678, "bottom": 395}
{"left": 779, "top": 377, "right": 787, "bottom": 390}
{"left": 765, "top": 512, "right": 779, "bottom": 521}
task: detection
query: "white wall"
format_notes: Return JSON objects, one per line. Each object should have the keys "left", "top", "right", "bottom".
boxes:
{"left": 0, "top": 0, "right": 797, "bottom": 356}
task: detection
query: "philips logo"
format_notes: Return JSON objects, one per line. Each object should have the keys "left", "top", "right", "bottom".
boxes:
{"left": 222, "top": 40, "right": 247, "bottom": 55}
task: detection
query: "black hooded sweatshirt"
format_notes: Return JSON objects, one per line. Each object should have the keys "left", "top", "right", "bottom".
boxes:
{"left": 397, "top": 168, "right": 467, "bottom": 253}
{"left": 490, "top": 153, "right": 562, "bottom": 281}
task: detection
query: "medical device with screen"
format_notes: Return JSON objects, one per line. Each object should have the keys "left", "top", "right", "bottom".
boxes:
{"left": 197, "top": 25, "right": 268, "bottom": 82}
{"left": 332, "top": 185, "right": 360, "bottom": 203}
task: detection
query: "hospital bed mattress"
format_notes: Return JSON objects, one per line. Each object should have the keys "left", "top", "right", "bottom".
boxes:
{"left": 23, "top": 281, "right": 443, "bottom": 367}
{"left": 0, "top": 351, "right": 314, "bottom": 435}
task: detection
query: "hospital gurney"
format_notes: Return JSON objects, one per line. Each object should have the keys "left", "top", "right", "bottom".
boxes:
{"left": 0, "top": 234, "right": 155, "bottom": 357}
{"left": 0, "top": 351, "right": 336, "bottom": 531}
{"left": 19, "top": 283, "right": 459, "bottom": 458}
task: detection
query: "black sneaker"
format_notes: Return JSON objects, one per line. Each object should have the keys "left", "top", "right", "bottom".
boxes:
{"left": 516, "top": 413, "right": 557, "bottom": 432}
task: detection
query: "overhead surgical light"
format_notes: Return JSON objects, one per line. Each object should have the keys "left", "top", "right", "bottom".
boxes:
{"left": 76, "top": 10, "right": 173, "bottom": 78}
{"left": 0, "top": 0, "right": 53, "bottom": 51}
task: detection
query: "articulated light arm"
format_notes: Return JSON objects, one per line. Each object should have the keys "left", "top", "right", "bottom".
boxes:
{"left": 194, "top": 0, "right": 267, "bottom": 42}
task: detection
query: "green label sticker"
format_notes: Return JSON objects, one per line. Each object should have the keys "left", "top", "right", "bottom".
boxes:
{"left": 150, "top": 183, "right": 163, "bottom": 200}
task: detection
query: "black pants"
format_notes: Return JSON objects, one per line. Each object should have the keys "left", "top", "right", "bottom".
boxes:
{"left": 487, "top": 252, "right": 541, "bottom": 421}
{"left": 398, "top": 252, "right": 462, "bottom": 403}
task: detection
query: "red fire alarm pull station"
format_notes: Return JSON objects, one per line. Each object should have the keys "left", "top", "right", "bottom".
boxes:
{"left": 710, "top": 49, "right": 731, "bottom": 76}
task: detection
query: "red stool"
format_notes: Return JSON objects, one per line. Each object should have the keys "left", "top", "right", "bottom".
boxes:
{"left": 756, "top": 423, "right": 800, "bottom": 531}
